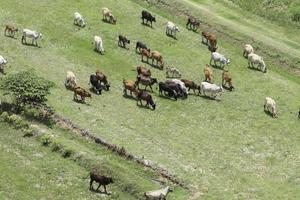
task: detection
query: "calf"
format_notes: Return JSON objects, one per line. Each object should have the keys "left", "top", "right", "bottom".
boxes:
{"left": 73, "top": 86, "right": 92, "bottom": 102}
{"left": 141, "top": 10, "right": 156, "bottom": 27}
{"left": 136, "top": 90, "right": 156, "bottom": 110}
{"left": 186, "top": 16, "right": 200, "bottom": 31}
{"left": 135, "top": 75, "right": 157, "bottom": 92}
{"left": 94, "top": 36, "right": 104, "bottom": 54}
{"left": 158, "top": 82, "right": 178, "bottom": 100}
{"left": 181, "top": 79, "right": 200, "bottom": 95}
{"left": 102, "top": 7, "right": 116, "bottom": 24}
{"left": 74, "top": 12, "right": 86, "bottom": 27}
{"left": 166, "top": 67, "right": 181, "bottom": 78}
{"left": 141, "top": 48, "right": 151, "bottom": 63}
{"left": 136, "top": 65, "right": 151, "bottom": 77}
{"left": 222, "top": 70, "right": 234, "bottom": 91}
{"left": 201, "top": 82, "right": 224, "bottom": 99}
{"left": 118, "top": 35, "right": 130, "bottom": 48}
{"left": 165, "top": 21, "right": 180, "bottom": 38}
{"left": 123, "top": 79, "right": 137, "bottom": 96}
{"left": 136, "top": 41, "right": 149, "bottom": 53}
{"left": 210, "top": 52, "right": 230, "bottom": 68}
{"left": 65, "top": 71, "right": 77, "bottom": 89}
{"left": 4, "top": 25, "right": 18, "bottom": 38}
{"left": 243, "top": 44, "right": 254, "bottom": 58}
{"left": 90, "top": 74, "right": 102, "bottom": 94}
{"left": 21, "top": 29, "right": 42, "bottom": 47}
{"left": 204, "top": 65, "right": 214, "bottom": 83}
{"left": 264, "top": 97, "right": 277, "bottom": 118}
{"left": 144, "top": 186, "right": 172, "bottom": 200}
{"left": 96, "top": 70, "right": 110, "bottom": 91}
{"left": 248, "top": 53, "right": 266, "bottom": 73}
{"left": 89, "top": 170, "right": 113, "bottom": 194}
{"left": 151, "top": 51, "right": 164, "bottom": 69}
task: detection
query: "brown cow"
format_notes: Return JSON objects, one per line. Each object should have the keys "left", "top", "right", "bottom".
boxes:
{"left": 136, "top": 65, "right": 151, "bottom": 77}
{"left": 135, "top": 75, "right": 157, "bottom": 92}
{"left": 202, "top": 31, "right": 217, "bottom": 52}
{"left": 222, "top": 70, "right": 234, "bottom": 91}
{"left": 73, "top": 86, "right": 92, "bottom": 102}
{"left": 151, "top": 51, "right": 164, "bottom": 69}
{"left": 181, "top": 79, "right": 201, "bottom": 95}
{"left": 136, "top": 90, "right": 156, "bottom": 110}
{"left": 89, "top": 170, "right": 114, "bottom": 194}
{"left": 96, "top": 70, "right": 110, "bottom": 91}
{"left": 141, "top": 48, "right": 151, "bottom": 63}
{"left": 123, "top": 79, "right": 137, "bottom": 96}
{"left": 186, "top": 16, "right": 200, "bottom": 31}
{"left": 4, "top": 25, "right": 18, "bottom": 38}
{"left": 204, "top": 65, "right": 214, "bottom": 83}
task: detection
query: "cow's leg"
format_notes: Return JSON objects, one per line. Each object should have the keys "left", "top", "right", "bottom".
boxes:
{"left": 149, "top": 85, "right": 153, "bottom": 92}
{"left": 214, "top": 60, "right": 217, "bottom": 67}
{"left": 209, "top": 58, "right": 213, "bottom": 66}
{"left": 96, "top": 183, "right": 101, "bottom": 191}
{"left": 140, "top": 100, "right": 143, "bottom": 106}
{"left": 90, "top": 180, "right": 94, "bottom": 190}
{"left": 73, "top": 93, "right": 77, "bottom": 100}
{"left": 104, "top": 185, "right": 107, "bottom": 194}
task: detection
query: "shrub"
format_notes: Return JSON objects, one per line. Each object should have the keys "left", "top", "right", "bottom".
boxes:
{"left": 0, "top": 111, "right": 9, "bottom": 122}
{"left": 41, "top": 133, "right": 54, "bottom": 146}
{"left": 62, "top": 149, "right": 74, "bottom": 158}
{"left": 23, "top": 129, "right": 34, "bottom": 137}
{"left": 290, "top": 5, "right": 300, "bottom": 22}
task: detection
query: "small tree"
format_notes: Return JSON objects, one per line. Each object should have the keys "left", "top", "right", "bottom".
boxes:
{"left": 0, "top": 69, "right": 54, "bottom": 107}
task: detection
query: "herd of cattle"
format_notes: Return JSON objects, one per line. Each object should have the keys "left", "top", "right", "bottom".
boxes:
{"left": 1, "top": 6, "right": 300, "bottom": 198}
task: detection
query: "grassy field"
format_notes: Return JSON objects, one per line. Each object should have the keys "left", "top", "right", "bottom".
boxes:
{"left": 1, "top": 0, "right": 300, "bottom": 199}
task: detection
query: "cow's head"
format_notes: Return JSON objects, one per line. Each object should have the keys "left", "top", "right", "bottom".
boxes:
{"left": 152, "top": 16, "right": 156, "bottom": 22}
{"left": 226, "top": 59, "right": 231, "bottom": 65}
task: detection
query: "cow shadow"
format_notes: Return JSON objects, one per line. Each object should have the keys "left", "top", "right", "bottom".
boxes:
{"left": 165, "top": 33, "right": 178, "bottom": 40}
{"left": 118, "top": 44, "right": 129, "bottom": 50}
{"left": 264, "top": 110, "right": 275, "bottom": 118}
{"left": 158, "top": 94, "right": 178, "bottom": 101}
{"left": 122, "top": 93, "right": 136, "bottom": 100}
{"left": 141, "top": 22, "right": 153, "bottom": 29}
{"left": 4, "top": 35, "right": 17, "bottom": 39}
{"left": 102, "top": 19, "right": 114, "bottom": 25}
{"left": 89, "top": 88, "right": 102, "bottom": 95}
{"left": 73, "top": 99, "right": 92, "bottom": 106}
{"left": 199, "top": 95, "right": 221, "bottom": 101}
{"left": 210, "top": 64, "right": 225, "bottom": 70}
{"left": 136, "top": 103, "right": 154, "bottom": 111}
{"left": 93, "top": 49, "right": 104, "bottom": 55}
{"left": 21, "top": 42, "right": 41, "bottom": 48}
{"left": 89, "top": 188, "right": 111, "bottom": 195}
{"left": 222, "top": 85, "right": 234, "bottom": 91}
{"left": 247, "top": 65, "right": 263, "bottom": 72}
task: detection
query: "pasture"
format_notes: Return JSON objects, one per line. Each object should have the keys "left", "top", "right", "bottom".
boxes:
{"left": 1, "top": 0, "right": 300, "bottom": 199}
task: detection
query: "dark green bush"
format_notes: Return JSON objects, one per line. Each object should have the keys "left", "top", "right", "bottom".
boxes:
{"left": 40, "top": 133, "right": 54, "bottom": 146}
{"left": 290, "top": 5, "right": 300, "bottom": 22}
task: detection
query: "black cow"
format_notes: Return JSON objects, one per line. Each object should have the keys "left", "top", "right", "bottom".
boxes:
{"left": 118, "top": 35, "right": 130, "bottom": 48}
{"left": 141, "top": 10, "right": 156, "bottom": 27}
{"left": 136, "top": 41, "right": 149, "bottom": 53}
{"left": 89, "top": 170, "right": 114, "bottom": 194}
{"left": 136, "top": 90, "right": 156, "bottom": 110}
{"left": 158, "top": 82, "right": 178, "bottom": 100}
{"left": 186, "top": 16, "right": 200, "bottom": 31}
{"left": 90, "top": 74, "right": 102, "bottom": 94}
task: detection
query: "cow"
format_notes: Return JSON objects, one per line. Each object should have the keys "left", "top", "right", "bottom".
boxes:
{"left": 123, "top": 79, "right": 137, "bottom": 96}
{"left": 89, "top": 170, "right": 113, "bottom": 194}
{"left": 167, "top": 79, "right": 188, "bottom": 97}
{"left": 248, "top": 53, "right": 266, "bottom": 73}
{"left": 204, "top": 65, "right": 214, "bottom": 83}
{"left": 181, "top": 79, "right": 200, "bottom": 95}
{"left": 21, "top": 29, "right": 42, "bottom": 47}
{"left": 207, "top": 34, "right": 217, "bottom": 52}
{"left": 222, "top": 70, "right": 234, "bottom": 91}
{"left": 65, "top": 71, "right": 77, "bottom": 89}
{"left": 151, "top": 51, "right": 164, "bottom": 69}
{"left": 166, "top": 67, "right": 181, "bottom": 78}
{"left": 165, "top": 21, "right": 180, "bottom": 38}
{"left": 136, "top": 65, "right": 151, "bottom": 77}
{"left": 74, "top": 12, "right": 86, "bottom": 27}
{"left": 141, "top": 10, "right": 156, "bottom": 27}
{"left": 158, "top": 82, "right": 178, "bottom": 100}
{"left": 135, "top": 75, "right": 157, "bottom": 92}
{"left": 264, "top": 97, "right": 277, "bottom": 118}
{"left": 136, "top": 41, "right": 149, "bottom": 53}
{"left": 4, "top": 25, "right": 18, "bottom": 38}
{"left": 0, "top": 55, "right": 7, "bottom": 73}
{"left": 93, "top": 36, "right": 104, "bottom": 54}
{"left": 73, "top": 86, "right": 92, "bottom": 102}
{"left": 144, "top": 186, "right": 173, "bottom": 200}
{"left": 243, "top": 44, "right": 254, "bottom": 58}
{"left": 136, "top": 90, "right": 156, "bottom": 110}
{"left": 141, "top": 48, "right": 151, "bottom": 63}
{"left": 102, "top": 7, "right": 116, "bottom": 24}
{"left": 186, "top": 16, "right": 200, "bottom": 31}
{"left": 96, "top": 70, "right": 110, "bottom": 91}
{"left": 202, "top": 31, "right": 210, "bottom": 44}
{"left": 200, "top": 82, "right": 224, "bottom": 99}
{"left": 90, "top": 74, "right": 102, "bottom": 95}
{"left": 298, "top": 108, "right": 300, "bottom": 119}
{"left": 118, "top": 35, "right": 130, "bottom": 48}
{"left": 210, "top": 52, "right": 230, "bottom": 68}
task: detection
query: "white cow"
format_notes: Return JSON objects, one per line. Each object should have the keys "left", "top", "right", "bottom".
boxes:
{"left": 248, "top": 53, "right": 266, "bottom": 73}
{"left": 74, "top": 12, "right": 86, "bottom": 27}
{"left": 243, "top": 44, "right": 254, "bottom": 57}
{"left": 171, "top": 79, "right": 188, "bottom": 96}
{"left": 201, "top": 82, "right": 224, "bottom": 99}
{"left": 93, "top": 36, "right": 104, "bottom": 54}
{"left": 144, "top": 186, "right": 172, "bottom": 200}
{"left": 166, "top": 67, "right": 181, "bottom": 78}
{"left": 21, "top": 29, "right": 42, "bottom": 46}
{"left": 210, "top": 52, "right": 230, "bottom": 68}
{"left": 0, "top": 55, "right": 7, "bottom": 71}
{"left": 102, "top": 7, "right": 116, "bottom": 24}
{"left": 165, "top": 21, "right": 179, "bottom": 38}
{"left": 65, "top": 71, "right": 77, "bottom": 89}
{"left": 264, "top": 97, "right": 277, "bottom": 118}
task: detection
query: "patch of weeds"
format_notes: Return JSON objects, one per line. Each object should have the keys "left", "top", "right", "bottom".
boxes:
{"left": 40, "top": 133, "right": 54, "bottom": 146}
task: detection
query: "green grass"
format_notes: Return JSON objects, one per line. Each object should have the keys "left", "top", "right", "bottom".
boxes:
{"left": 1, "top": 0, "right": 300, "bottom": 199}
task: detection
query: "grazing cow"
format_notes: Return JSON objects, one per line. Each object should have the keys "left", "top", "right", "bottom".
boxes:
{"left": 144, "top": 186, "right": 173, "bottom": 200}
{"left": 165, "top": 21, "right": 180, "bottom": 38}
{"left": 102, "top": 7, "right": 116, "bottom": 24}
{"left": 248, "top": 53, "right": 266, "bottom": 73}
{"left": 90, "top": 74, "right": 102, "bottom": 94}
{"left": 210, "top": 52, "right": 230, "bottom": 68}
{"left": 204, "top": 65, "right": 214, "bottom": 83}
{"left": 136, "top": 65, "right": 151, "bottom": 77}
{"left": 141, "top": 10, "right": 156, "bottom": 27}
{"left": 264, "top": 97, "right": 277, "bottom": 118}
{"left": 65, "top": 71, "right": 77, "bottom": 89}
{"left": 181, "top": 79, "right": 200, "bottom": 95}
{"left": 73, "top": 86, "right": 92, "bottom": 102}
{"left": 167, "top": 79, "right": 188, "bottom": 97}
{"left": 141, "top": 48, "right": 151, "bottom": 63}
{"left": 186, "top": 16, "right": 200, "bottom": 31}
{"left": 89, "top": 170, "right": 113, "bottom": 194}
{"left": 74, "top": 12, "right": 86, "bottom": 27}
{"left": 123, "top": 79, "right": 137, "bottom": 96}
{"left": 201, "top": 82, "right": 224, "bottom": 99}
{"left": 96, "top": 70, "right": 110, "bottom": 91}
{"left": 135, "top": 75, "right": 157, "bottom": 92}
{"left": 158, "top": 82, "right": 178, "bottom": 100}
{"left": 0, "top": 55, "right": 7, "bottom": 73}
{"left": 136, "top": 41, "right": 149, "bottom": 53}
{"left": 118, "top": 35, "right": 130, "bottom": 48}
{"left": 136, "top": 90, "right": 156, "bottom": 110}
{"left": 202, "top": 31, "right": 210, "bottom": 44}
{"left": 4, "top": 25, "right": 18, "bottom": 38}
{"left": 298, "top": 108, "right": 300, "bottom": 119}
{"left": 222, "top": 70, "right": 234, "bottom": 91}
{"left": 94, "top": 36, "right": 104, "bottom": 54}
{"left": 207, "top": 34, "right": 217, "bottom": 52}
{"left": 21, "top": 29, "right": 42, "bottom": 47}
{"left": 243, "top": 44, "right": 254, "bottom": 57}
{"left": 166, "top": 67, "right": 181, "bottom": 78}
{"left": 151, "top": 51, "right": 164, "bottom": 69}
